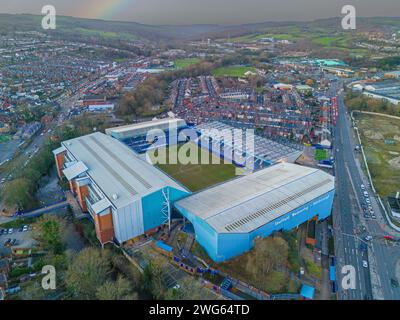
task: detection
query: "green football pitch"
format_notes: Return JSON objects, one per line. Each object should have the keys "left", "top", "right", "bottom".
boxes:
{"left": 148, "top": 143, "right": 238, "bottom": 192}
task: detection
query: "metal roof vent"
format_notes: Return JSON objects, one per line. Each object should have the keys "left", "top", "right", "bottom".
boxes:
{"left": 112, "top": 194, "right": 119, "bottom": 200}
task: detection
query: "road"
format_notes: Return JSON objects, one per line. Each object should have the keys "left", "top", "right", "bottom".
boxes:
{"left": 332, "top": 82, "right": 400, "bottom": 300}
{"left": 0, "top": 76, "right": 104, "bottom": 185}
{"left": 332, "top": 91, "right": 372, "bottom": 300}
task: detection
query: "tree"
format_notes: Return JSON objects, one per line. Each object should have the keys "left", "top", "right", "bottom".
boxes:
{"left": 143, "top": 258, "right": 168, "bottom": 300}
{"left": 34, "top": 216, "right": 66, "bottom": 254}
{"left": 65, "top": 248, "right": 112, "bottom": 299}
{"left": 96, "top": 276, "right": 138, "bottom": 300}
{"left": 1, "top": 178, "right": 35, "bottom": 210}
{"left": 252, "top": 237, "right": 289, "bottom": 278}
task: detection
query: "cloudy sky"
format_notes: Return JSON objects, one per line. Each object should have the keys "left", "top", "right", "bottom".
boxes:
{"left": 1, "top": 0, "right": 400, "bottom": 25}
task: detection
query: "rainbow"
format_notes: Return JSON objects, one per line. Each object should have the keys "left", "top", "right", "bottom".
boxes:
{"left": 76, "top": 0, "right": 134, "bottom": 20}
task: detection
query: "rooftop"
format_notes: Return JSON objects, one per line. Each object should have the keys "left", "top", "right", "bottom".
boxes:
{"left": 105, "top": 118, "right": 186, "bottom": 135}
{"left": 175, "top": 162, "right": 334, "bottom": 234}
{"left": 60, "top": 132, "right": 187, "bottom": 208}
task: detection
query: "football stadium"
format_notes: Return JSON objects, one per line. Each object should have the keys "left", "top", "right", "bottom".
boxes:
{"left": 54, "top": 118, "right": 335, "bottom": 261}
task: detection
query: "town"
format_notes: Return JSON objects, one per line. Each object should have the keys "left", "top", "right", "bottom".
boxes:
{"left": 0, "top": 8, "right": 400, "bottom": 303}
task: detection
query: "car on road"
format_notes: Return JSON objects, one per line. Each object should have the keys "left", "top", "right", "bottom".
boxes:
{"left": 363, "top": 191, "right": 369, "bottom": 197}
{"left": 362, "top": 260, "right": 368, "bottom": 268}
{"left": 361, "top": 184, "right": 365, "bottom": 190}
{"left": 365, "top": 198, "right": 370, "bottom": 204}
{"left": 365, "top": 235, "right": 373, "bottom": 241}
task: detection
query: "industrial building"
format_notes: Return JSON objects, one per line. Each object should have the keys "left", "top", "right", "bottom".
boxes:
{"left": 175, "top": 163, "right": 335, "bottom": 262}
{"left": 354, "top": 81, "right": 400, "bottom": 105}
{"left": 53, "top": 132, "right": 190, "bottom": 245}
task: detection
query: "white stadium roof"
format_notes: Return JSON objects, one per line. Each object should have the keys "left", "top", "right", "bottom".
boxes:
{"left": 105, "top": 118, "right": 186, "bottom": 138}
{"left": 61, "top": 132, "right": 186, "bottom": 208}
{"left": 175, "top": 162, "right": 334, "bottom": 234}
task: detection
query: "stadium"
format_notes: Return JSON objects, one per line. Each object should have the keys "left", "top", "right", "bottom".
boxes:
{"left": 54, "top": 118, "right": 335, "bottom": 262}
{"left": 174, "top": 162, "right": 335, "bottom": 262}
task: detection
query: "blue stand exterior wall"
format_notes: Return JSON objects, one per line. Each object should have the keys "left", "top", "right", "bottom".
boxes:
{"left": 142, "top": 187, "right": 190, "bottom": 232}
{"left": 175, "top": 189, "right": 335, "bottom": 262}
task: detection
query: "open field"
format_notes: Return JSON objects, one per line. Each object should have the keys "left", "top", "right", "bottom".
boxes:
{"left": 314, "top": 149, "right": 328, "bottom": 161}
{"left": 212, "top": 66, "right": 257, "bottom": 78}
{"left": 355, "top": 113, "right": 400, "bottom": 197}
{"left": 0, "top": 135, "right": 11, "bottom": 143}
{"left": 174, "top": 58, "right": 201, "bottom": 69}
{"left": 149, "top": 143, "right": 237, "bottom": 192}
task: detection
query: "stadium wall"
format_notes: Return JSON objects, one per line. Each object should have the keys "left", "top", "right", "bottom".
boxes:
{"left": 142, "top": 187, "right": 190, "bottom": 232}
{"left": 113, "top": 187, "right": 190, "bottom": 244}
{"left": 175, "top": 190, "right": 335, "bottom": 262}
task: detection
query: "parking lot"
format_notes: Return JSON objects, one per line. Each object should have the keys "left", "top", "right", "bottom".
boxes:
{"left": 0, "top": 225, "right": 36, "bottom": 255}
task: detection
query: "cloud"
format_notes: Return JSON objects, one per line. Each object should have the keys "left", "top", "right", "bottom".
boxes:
{"left": 0, "top": 0, "right": 399, "bottom": 25}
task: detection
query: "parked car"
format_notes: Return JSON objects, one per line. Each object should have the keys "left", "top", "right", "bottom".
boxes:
{"left": 361, "top": 184, "right": 365, "bottom": 190}
{"left": 22, "top": 225, "right": 28, "bottom": 232}
{"left": 365, "top": 235, "right": 373, "bottom": 241}
{"left": 8, "top": 228, "right": 13, "bottom": 234}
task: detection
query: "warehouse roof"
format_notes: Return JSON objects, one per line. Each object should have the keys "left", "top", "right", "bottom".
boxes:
{"left": 62, "top": 161, "right": 88, "bottom": 180}
{"left": 61, "top": 132, "right": 187, "bottom": 208}
{"left": 175, "top": 163, "right": 334, "bottom": 234}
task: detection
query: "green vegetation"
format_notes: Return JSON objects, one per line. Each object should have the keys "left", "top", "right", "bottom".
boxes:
{"left": 1, "top": 114, "right": 111, "bottom": 211}
{"left": 314, "top": 149, "right": 328, "bottom": 161}
{"left": 65, "top": 248, "right": 138, "bottom": 300}
{"left": 72, "top": 28, "right": 135, "bottom": 41}
{"left": 149, "top": 143, "right": 237, "bottom": 192}
{"left": 0, "top": 217, "right": 37, "bottom": 229}
{"left": 212, "top": 66, "right": 257, "bottom": 78}
{"left": 355, "top": 113, "right": 400, "bottom": 197}
{"left": 345, "top": 91, "right": 400, "bottom": 117}
{"left": 305, "top": 259, "right": 322, "bottom": 279}
{"left": 174, "top": 58, "right": 201, "bottom": 69}
{"left": 217, "top": 236, "right": 292, "bottom": 294}
{"left": 0, "top": 135, "right": 11, "bottom": 143}
{"left": 282, "top": 231, "right": 302, "bottom": 273}
{"left": 117, "top": 60, "right": 214, "bottom": 118}
{"left": 34, "top": 216, "right": 66, "bottom": 254}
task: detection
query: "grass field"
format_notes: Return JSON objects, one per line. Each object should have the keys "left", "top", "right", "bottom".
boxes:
{"left": 148, "top": 143, "right": 237, "bottom": 192}
{"left": 314, "top": 149, "right": 328, "bottom": 161}
{"left": 212, "top": 66, "right": 257, "bottom": 78}
{"left": 355, "top": 113, "right": 400, "bottom": 197}
{"left": 0, "top": 135, "right": 11, "bottom": 143}
{"left": 174, "top": 58, "right": 201, "bottom": 69}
